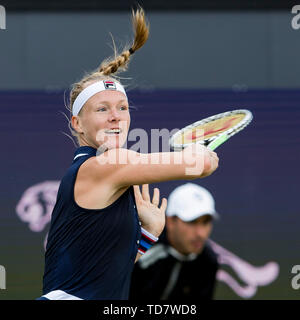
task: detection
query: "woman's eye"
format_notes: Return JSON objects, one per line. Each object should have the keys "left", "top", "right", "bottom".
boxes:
{"left": 97, "top": 107, "right": 106, "bottom": 112}
{"left": 120, "top": 106, "right": 128, "bottom": 111}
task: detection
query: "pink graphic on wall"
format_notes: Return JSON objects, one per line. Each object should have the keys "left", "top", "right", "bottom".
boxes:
{"left": 16, "top": 181, "right": 60, "bottom": 232}
{"left": 16, "top": 181, "right": 280, "bottom": 299}
{"left": 208, "top": 240, "right": 279, "bottom": 298}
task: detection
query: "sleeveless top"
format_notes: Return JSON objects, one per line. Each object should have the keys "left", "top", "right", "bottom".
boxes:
{"left": 41, "top": 146, "right": 141, "bottom": 300}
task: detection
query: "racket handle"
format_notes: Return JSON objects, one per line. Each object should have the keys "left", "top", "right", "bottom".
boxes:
{"left": 207, "top": 134, "right": 229, "bottom": 151}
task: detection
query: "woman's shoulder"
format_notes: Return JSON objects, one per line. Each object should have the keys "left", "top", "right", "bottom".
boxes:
{"left": 79, "top": 148, "right": 137, "bottom": 184}
{"left": 74, "top": 154, "right": 132, "bottom": 210}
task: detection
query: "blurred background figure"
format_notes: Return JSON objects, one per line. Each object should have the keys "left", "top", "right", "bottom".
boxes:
{"left": 130, "top": 183, "right": 219, "bottom": 300}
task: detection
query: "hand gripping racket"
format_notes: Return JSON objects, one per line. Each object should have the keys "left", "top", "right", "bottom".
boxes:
{"left": 169, "top": 109, "right": 253, "bottom": 151}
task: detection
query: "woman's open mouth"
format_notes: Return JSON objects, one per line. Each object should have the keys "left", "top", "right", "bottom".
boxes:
{"left": 105, "top": 128, "right": 121, "bottom": 135}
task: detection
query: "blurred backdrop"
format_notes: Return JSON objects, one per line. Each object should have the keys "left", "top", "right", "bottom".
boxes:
{"left": 0, "top": 0, "right": 299, "bottom": 300}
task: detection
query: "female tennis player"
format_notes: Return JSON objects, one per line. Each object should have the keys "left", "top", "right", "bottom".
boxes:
{"left": 37, "top": 7, "right": 219, "bottom": 300}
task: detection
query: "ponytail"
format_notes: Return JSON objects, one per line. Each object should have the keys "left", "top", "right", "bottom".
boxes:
{"left": 68, "top": 7, "right": 149, "bottom": 143}
{"left": 99, "top": 7, "right": 149, "bottom": 75}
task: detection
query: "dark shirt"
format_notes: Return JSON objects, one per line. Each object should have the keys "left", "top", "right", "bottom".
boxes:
{"left": 42, "top": 146, "right": 141, "bottom": 300}
{"left": 130, "top": 229, "right": 219, "bottom": 301}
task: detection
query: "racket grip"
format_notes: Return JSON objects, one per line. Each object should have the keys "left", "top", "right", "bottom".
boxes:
{"left": 207, "top": 134, "right": 229, "bottom": 151}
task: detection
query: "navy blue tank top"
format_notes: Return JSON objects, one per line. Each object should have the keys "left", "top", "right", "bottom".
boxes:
{"left": 42, "top": 146, "right": 141, "bottom": 300}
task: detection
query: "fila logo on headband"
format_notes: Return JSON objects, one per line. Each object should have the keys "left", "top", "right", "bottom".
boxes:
{"left": 104, "top": 81, "right": 117, "bottom": 90}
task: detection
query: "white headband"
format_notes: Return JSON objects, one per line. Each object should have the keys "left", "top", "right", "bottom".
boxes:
{"left": 72, "top": 80, "right": 127, "bottom": 116}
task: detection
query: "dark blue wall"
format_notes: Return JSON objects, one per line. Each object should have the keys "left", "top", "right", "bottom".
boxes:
{"left": 0, "top": 88, "right": 299, "bottom": 299}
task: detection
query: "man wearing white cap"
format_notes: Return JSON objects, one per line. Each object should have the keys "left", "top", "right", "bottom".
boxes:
{"left": 130, "top": 183, "right": 219, "bottom": 300}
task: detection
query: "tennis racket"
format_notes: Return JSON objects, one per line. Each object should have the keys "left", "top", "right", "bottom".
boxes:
{"left": 169, "top": 109, "right": 253, "bottom": 151}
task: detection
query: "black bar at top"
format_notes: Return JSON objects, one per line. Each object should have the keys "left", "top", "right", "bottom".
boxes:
{"left": 0, "top": 0, "right": 298, "bottom": 11}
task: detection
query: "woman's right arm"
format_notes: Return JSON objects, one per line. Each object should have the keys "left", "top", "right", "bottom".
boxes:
{"left": 90, "top": 144, "right": 219, "bottom": 187}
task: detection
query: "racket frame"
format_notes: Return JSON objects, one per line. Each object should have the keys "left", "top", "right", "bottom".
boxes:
{"left": 170, "top": 109, "right": 253, "bottom": 151}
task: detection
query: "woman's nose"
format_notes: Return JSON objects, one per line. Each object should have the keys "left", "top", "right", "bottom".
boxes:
{"left": 108, "top": 108, "right": 120, "bottom": 122}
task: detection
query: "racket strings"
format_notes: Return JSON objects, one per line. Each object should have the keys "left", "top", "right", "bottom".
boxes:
{"left": 170, "top": 109, "right": 253, "bottom": 150}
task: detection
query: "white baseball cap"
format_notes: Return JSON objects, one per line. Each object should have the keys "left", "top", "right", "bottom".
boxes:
{"left": 166, "top": 183, "right": 218, "bottom": 222}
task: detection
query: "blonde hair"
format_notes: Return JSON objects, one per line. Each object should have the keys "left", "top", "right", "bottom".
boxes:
{"left": 66, "top": 7, "right": 149, "bottom": 145}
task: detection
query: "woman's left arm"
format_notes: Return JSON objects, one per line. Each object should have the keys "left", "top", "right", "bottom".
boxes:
{"left": 133, "top": 184, "right": 167, "bottom": 263}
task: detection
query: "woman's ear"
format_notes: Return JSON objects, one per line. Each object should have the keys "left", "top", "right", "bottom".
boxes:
{"left": 71, "top": 116, "right": 84, "bottom": 134}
